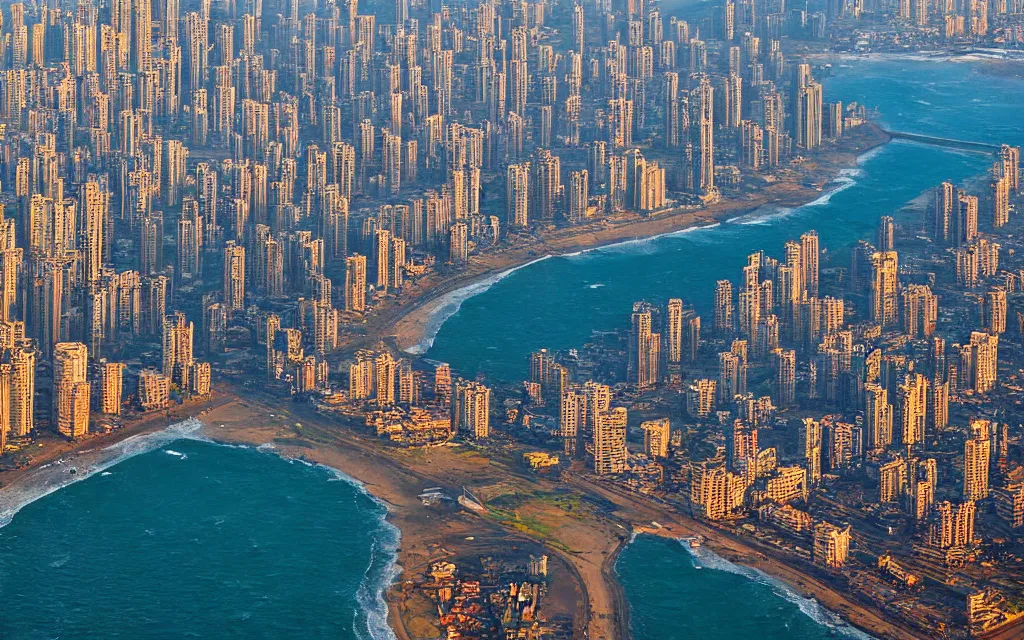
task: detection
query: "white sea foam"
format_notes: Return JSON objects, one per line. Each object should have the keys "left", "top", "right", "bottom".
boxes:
{"left": 565, "top": 221, "right": 718, "bottom": 259}
{"left": 0, "top": 418, "right": 207, "bottom": 529}
{"left": 727, "top": 165, "right": 866, "bottom": 227}
{"left": 856, "top": 144, "right": 888, "bottom": 166}
{"left": 728, "top": 205, "right": 795, "bottom": 225}
{"left": 307, "top": 464, "right": 401, "bottom": 640}
{"left": 675, "top": 538, "right": 876, "bottom": 640}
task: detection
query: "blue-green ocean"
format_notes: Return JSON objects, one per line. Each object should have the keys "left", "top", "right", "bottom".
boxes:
{"left": 420, "top": 55, "right": 1024, "bottom": 638}
{"left": 1, "top": 56, "right": 1022, "bottom": 640}
{"left": 0, "top": 435, "right": 398, "bottom": 640}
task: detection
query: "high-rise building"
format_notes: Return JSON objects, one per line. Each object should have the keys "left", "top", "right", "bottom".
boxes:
{"left": 796, "top": 81, "right": 823, "bottom": 150}
{"left": 98, "top": 361, "right": 125, "bottom": 415}
{"left": 813, "top": 522, "right": 850, "bottom": 568}
{"left": 902, "top": 285, "right": 938, "bottom": 337}
{"left": 628, "top": 302, "right": 660, "bottom": 390}
{"left": 956, "top": 192, "right": 978, "bottom": 247}
{"left": 687, "top": 379, "right": 717, "bottom": 418}
{"left": 933, "top": 181, "right": 956, "bottom": 244}
{"left": 506, "top": 163, "right": 530, "bottom": 228}
{"left": 594, "top": 406, "right": 628, "bottom": 475}
{"left": 993, "top": 173, "right": 1010, "bottom": 228}
{"left": 223, "top": 241, "right": 246, "bottom": 310}
{"left": 641, "top": 418, "right": 670, "bottom": 458}
{"left": 879, "top": 457, "right": 908, "bottom": 503}
{"left": 10, "top": 342, "right": 35, "bottom": 437}
{"left": 453, "top": 380, "right": 491, "bottom": 439}
{"left": 771, "top": 348, "right": 796, "bottom": 407}
{"left": 877, "top": 216, "right": 895, "bottom": 251}
{"left": 964, "top": 419, "right": 991, "bottom": 501}
{"left": 999, "top": 144, "right": 1020, "bottom": 192}
{"left": 983, "top": 288, "right": 1007, "bottom": 335}
{"left": 345, "top": 254, "right": 368, "bottom": 312}
{"left": 967, "top": 331, "right": 999, "bottom": 393}
{"left": 690, "top": 77, "right": 716, "bottom": 197}
{"left": 530, "top": 149, "right": 562, "bottom": 221}
{"left": 898, "top": 374, "right": 929, "bottom": 446}
{"left": 52, "top": 342, "right": 90, "bottom": 439}
{"left": 162, "top": 312, "right": 195, "bottom": 388}
{"left": 138, "top": 368, "right": 171, "bottom": 411}
{"left": 870, "top": 251, "right": 899, "bottom": 326}
{"left": 800, "top": 231, "right": 819, "bottom": 298}
{"left": 931, "top": 500, "right": 975, "bottom": 549}
{"left": 567, "top": 170, "right": 590, "bottom": 223}
{"left": 449, "top": 222, "right": 469, "bottom": 264}
{"left": 714, "top": 280, "right": 734, "bottom": 333}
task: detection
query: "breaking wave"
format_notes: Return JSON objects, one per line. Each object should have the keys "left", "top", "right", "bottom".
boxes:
{"left": 0, "top": 418, "right": 207, "bottom": 529}
{"left": 676, "top": 538, "right": 875, "bottom": 640}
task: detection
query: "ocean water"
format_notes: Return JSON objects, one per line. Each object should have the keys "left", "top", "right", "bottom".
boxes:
{"left": 423, "top": 57, "right": 1024, "bottom": 382}
{"left": 617, "top": 536, "right": 873, "bottom": 640}
{"left": 0, "top": 438, "right": 398, "bottom": 640}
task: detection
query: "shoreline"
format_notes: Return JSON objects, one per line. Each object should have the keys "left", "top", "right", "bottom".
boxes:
{"left": 0, "top": 126, "right": 914, "bottom": 640}
{"left": 0, "top": 388, "right": 928, "bottom": 640}
{"left": 617, "top": 533, "right": 876, "bottom": 639}
{"left": 383, "top": 124, "right": 892, "bottom": 356}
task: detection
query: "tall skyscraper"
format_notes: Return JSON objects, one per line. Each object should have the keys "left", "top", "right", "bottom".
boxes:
{"left": 53, "top": 342, "right": 90, "bottom": 439}
{"left": 714, "top": 280, "right": 734, "bottom": 333}
{"left": 964, "top": 419, "right": 991, "bottom": 501}
{"left": 345, "top": 254, "right": 368, "bottom": 312}
{"left": 870, "top": 251, "right": 899, "bottom": 326}
{"left": 594, "top": 407, "right": 627, "bottom": 475}
{"left": 691, "top": 77, "right": 715, "bottom": 197}
{"left": 162, "top": 312, "right": 195, "bottom": 388}
{"left": 800, "top": 231, "right": 819, "bottom": 298}
{"left": 453, "top": 380, "right": 491, "bottom": 439}
{"left": 223, "top": 241, "right": 246, "bottom": 311}
{"left": 628, "top": 303, "right": 661, "bottom": 389}
{"left": 506, "top": 163, "right": 530, "bottom": 227}
{"left": 98, "top": 361, "right": 126, "bottom": 415}
{"left": 771, "top": 348, "right": 796, "bottom": 407}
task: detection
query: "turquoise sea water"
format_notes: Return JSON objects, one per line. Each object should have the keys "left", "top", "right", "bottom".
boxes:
{"left": 421, "top": 56, "right": 1024, "bottom": 636}
{"left": 0, "top": 438, "right": 397, "bottom": 640}
{"left": 617, "top": 535, "right": 873, "bottom": 639}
